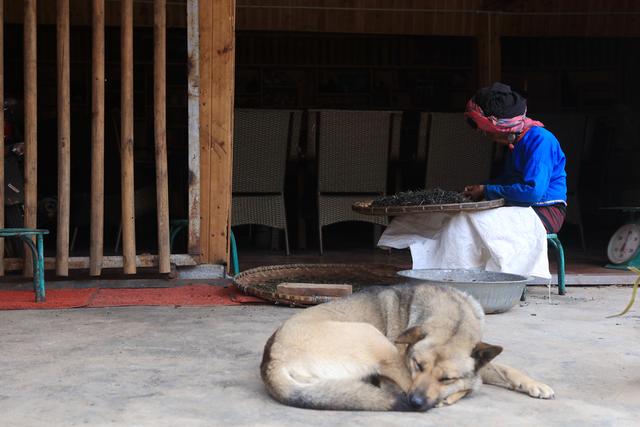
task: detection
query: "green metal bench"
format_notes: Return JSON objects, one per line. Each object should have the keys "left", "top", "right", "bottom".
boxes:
{"left": 0, "top": 228, "right": 49, "bottom": 302}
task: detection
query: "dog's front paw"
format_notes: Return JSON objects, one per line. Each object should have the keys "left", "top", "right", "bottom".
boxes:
{"left": 524, "top": 381, "right": 555, "bottom": 399}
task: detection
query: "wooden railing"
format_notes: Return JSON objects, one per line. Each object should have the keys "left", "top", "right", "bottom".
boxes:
{"left": 0, "top": 0, "right": 207, "bottom": 276}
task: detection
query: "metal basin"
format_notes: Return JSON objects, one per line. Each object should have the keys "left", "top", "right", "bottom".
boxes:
{"left": 397, "top": 269, "right": 531, "bottom": 314}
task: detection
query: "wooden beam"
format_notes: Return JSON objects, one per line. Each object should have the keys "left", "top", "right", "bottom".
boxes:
{"left": 199, "top": 0, "right": 235, "bottom": 265}
{"left": 3, "top": 1, "right": 640, "bottom": 37}
{"left": 56, "top": 0, "right": 71, "bottom": 276}
{"left": 3, "top": 254, "right": 198, "bottom": 271}
{"left": 23, "top": 0, "right": 37, "bottom": 277}
{"left": 90, "top": 0, "right": 105, "bottom": 276}
{"left": 154, "top": 0, "right": 170, "bottom": 273}
{"left": 121, "top": 0, "right": 136, "bottom": 274}
{"left": 5, "top": 0, "right": 188, "bottom": 28}
{"left": 0, "top": 0, "right": 5, "bottom": 276}
{"left": 187, "top": 0, "right": 201, "bottom": 257}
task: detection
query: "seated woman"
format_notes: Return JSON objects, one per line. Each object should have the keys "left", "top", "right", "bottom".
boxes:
{"left": 378, "top": 83, "right": 567, "bottom": 279}
{"left": 463, "top": 82, "right": 567, "bottom": 234}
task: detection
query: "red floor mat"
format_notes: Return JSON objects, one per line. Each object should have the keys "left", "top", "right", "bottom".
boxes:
{"left": 87, "top": 285, "right": 264, "bottom": 308}
{"left": 0, "top": 288, "right": 97, "bottom": 310}
{"left": 0, "top": 285, "right": 265, "bottom": 310}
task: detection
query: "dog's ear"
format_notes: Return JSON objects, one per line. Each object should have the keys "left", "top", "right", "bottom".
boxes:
{"left": 395, "top": 326, "right": 427, "bottom": 345}
{"left": 471, "top": 342, "right": 503, "bottom": 371}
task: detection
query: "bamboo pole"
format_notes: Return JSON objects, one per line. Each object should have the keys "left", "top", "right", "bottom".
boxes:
{"left": 23, "top": 0, "right": 37, "bottom": 277}
{"left": 89, "top": 0, "right": 105, "bottom": 276}
{"left": 0, "top": 0, "right": 4, "bottom": 276}
{"left": 56, "top": 0, "right": 70, "bottom": 276}
{"left": 187, "top": 0, "right": 201, "bottom": 257}
{"left": 154, "top": 0, "right": 170, "bottom": 273}
{"left": 121, "top": 0, "right": 136, "bottom": 274}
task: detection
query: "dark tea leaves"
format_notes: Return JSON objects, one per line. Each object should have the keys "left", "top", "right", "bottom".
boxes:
{"left": 371, "top": 188, "right": 470, "bottom": 207}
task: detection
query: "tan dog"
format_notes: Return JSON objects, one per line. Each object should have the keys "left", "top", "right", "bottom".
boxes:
{"left": 261, "top": 284, "right": 554, "bottom": 411}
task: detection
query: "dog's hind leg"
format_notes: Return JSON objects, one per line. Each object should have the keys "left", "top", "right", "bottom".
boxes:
{"left": 263, "top": 321, "right": 415, "bottom": 411}
{"left": 377, "top": 353, "right": 412, "bottom": 393}
{"left": 480, "top": 362, "right": 555, "bottom": 399}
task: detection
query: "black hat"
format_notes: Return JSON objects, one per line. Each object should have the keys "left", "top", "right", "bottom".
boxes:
{"left": 472, "top": 82, "right": 526, "bottom": 118}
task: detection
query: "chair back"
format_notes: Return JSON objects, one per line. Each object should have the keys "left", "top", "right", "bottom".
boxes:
{"left": 311, "top": 110, "right": 399, "bottom": 194}
{"left": 232, "top": 109, "right": 300, "bottom": 193}
{"left": 425, "top": 113, "right": 494, "bottom": 191}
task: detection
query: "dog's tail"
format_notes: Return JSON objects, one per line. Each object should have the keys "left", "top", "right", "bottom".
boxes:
{"left": 261, "top": 332, "right": 411, "bottom": 411}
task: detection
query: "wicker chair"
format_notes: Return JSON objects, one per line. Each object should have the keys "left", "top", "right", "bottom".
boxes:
{"left": 231, "top": 109, "right": 301, "bottom": 255}
{"left": 425, "top": 112, "right": 494, "bottom": 191}
{"left": 535, "top": 113, "right": 588, "bottom": 252}
{"left": 309, "top": 109, "right": 402, "bottom": 254}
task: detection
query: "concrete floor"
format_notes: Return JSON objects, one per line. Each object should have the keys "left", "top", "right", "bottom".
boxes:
{"left": 0, "top": 286, "right": 639, "bottom": 427}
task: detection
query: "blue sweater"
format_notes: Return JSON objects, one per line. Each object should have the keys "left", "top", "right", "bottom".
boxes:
{"left": 485, "top": 126, "right": 567, "bottom": 207}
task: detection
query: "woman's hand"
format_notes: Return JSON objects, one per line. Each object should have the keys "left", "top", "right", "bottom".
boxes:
{"left": 463, "top": 185, "right": 485, "bottom": 201}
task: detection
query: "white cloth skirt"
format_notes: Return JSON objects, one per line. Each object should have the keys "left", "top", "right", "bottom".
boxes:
{"left": 377, "top": 206, "right": 551, "bottom": 280}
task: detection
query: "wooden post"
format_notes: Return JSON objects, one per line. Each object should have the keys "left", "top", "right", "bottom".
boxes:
{"left": 23, "top": 0, "right": 37, "bottom": 277}
{"left": 56, "top": 0, "right": 70, "bottom": 276}
{"left": 0, "top": 0, "right": 4, "bottom": 276}
{"left": 477, "top": 13, "right": 502, "bottom": 88}
{"left": 89, "top": 0, "right": 105, "bottom": 276}
{"left": 154, "top": 0, "right": 170, "bottom": 273}
{"left": 198, "top": 0, "right": 211, "bottom": 263}
{"left": 121, "top": 0, "right": 136, "bottom": 274}
{"left": 187, "top": 0, "right": 201, "bottom": 257}
{"left": 199, "top": 0, "right": 235, "bottom": 265}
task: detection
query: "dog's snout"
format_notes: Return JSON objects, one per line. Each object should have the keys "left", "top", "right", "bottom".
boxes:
{"left": 409, "top": 393, "right": 431, "bottom": 411}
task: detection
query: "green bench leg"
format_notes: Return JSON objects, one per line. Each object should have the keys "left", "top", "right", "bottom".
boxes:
{"left": 169, "top": 223, "right": 187, "bottom": 252}
{"left": 37, "top": 234, "right": 46, "bottom": 302}
{"left": 547, "top": 234, "right": 566, "bottom": 295}
{"left": 20, "top": 235, "right": 46, "bottom": 302}
{"left": 230, "top": 229, "right": 239, "bottom": 276}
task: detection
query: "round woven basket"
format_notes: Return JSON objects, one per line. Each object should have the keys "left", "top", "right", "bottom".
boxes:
{"left": 352, "top": 198, "right": 505, "bottom": 216}
{"left": 233, "top": 263, "right": 404, "bottom": 307}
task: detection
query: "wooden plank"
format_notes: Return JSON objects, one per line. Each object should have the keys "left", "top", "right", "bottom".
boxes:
{"left": 3, "top": 254, "right": 198, "bottom": 271}
{"left": 121, "top": 0, "right": 136, "bottom": 274}
{"left": 198, "top": 0, "right": 212, "bottom": 262}
{"left": 23, "top": 0, "right": 37, "bottom": 277}
{"left": 276, "top": 283, "right": 353, "bottom": 297}
{"left": 56, "top": 0, "right": 71, "bottom": 277}
{"left": 154, "top": 0, "right": 171, "bottom": 273}
{"left": 206, "top": 0, "right": 235, "bottom": 266}
{"left": 90, "top": 0, "right": 105, "bottom": 276}
{"left": 187, "top": 0, "right": 201, "bottom": 257}
{"left": 0, "top": 0, "right": 5, "bottom": 276}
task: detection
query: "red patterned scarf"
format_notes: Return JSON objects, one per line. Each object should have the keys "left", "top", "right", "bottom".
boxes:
{"left": 464, "top": 98, "right": 544, "bottom": 135}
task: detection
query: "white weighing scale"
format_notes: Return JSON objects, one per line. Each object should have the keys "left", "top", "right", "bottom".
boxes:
{"left": 603, "top": 207, "right": 640, "bottom": 270}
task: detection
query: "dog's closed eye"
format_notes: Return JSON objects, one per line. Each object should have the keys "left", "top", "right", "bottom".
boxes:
{"left": 412, "top": 358, "right": 424, "bottom": 372}
{"left": 439, "top": 377, "right": 460, "bottom": 385}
